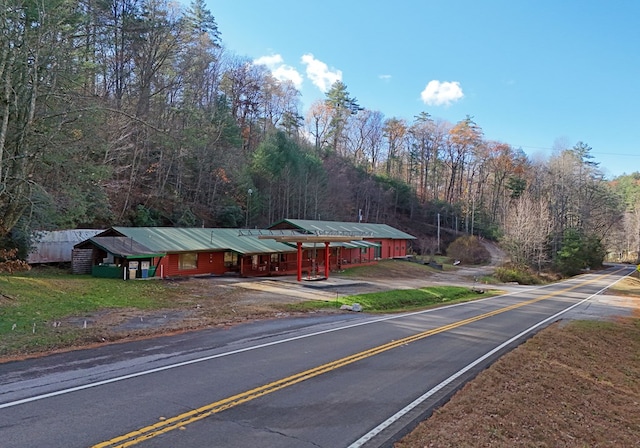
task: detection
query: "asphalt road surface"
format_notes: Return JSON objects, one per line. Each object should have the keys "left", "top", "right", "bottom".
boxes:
{"left": 0, "top": 265, "right": 635, "bottom": 448}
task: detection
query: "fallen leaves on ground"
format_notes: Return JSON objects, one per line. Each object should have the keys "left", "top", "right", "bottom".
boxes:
{"left": 395, "top": 317, "right": 640, "bottom": 448}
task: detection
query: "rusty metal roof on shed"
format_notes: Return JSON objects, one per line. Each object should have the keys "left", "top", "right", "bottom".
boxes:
{"left": 110, "top": 227, "right": 297, "bottom": 255}
{"left": 269, "top": 219, "right": 416, "bottom": 240}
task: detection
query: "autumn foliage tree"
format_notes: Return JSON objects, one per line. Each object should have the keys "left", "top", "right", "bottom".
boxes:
{"left": 0, "top": 0, "right": 625, "bottom": 278}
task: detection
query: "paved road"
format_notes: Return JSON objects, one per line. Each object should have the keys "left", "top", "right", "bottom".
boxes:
{"left": 0, "top": 265, "right": 635, "bottom": 448}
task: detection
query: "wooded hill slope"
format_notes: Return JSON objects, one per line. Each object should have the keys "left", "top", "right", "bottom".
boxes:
{"left": 1, "top": 0, "right": 639, "bottom": 271}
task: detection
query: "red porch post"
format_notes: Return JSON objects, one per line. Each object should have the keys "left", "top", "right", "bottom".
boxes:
{"left": 324, "top": 242, "right": 330, "bottom": 278}
{"left": 297, "top": 242, "right": 302, "bottom": 282}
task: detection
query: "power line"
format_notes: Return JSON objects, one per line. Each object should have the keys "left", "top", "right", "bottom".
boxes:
{"left": 514, "top": 145, "right": 639, "bottom": 157}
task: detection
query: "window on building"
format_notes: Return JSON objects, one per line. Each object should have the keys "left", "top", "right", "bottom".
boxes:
{"left": 179, "top": 253, "right": 197, "bottom": 270}
{"left": 224, "top": 251, "right": 238, "bottom": 267}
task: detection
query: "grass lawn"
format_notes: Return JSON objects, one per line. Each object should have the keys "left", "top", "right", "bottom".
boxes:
{"left": 0, "top": 263, "right": 497, "bottom": 357}
{"left": 0, "top": 269, "right": 173, "bottom": 356}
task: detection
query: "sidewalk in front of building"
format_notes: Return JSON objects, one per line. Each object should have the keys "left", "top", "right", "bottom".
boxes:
{"left": 209, "top": 275, "right": 375, "bottom": 302}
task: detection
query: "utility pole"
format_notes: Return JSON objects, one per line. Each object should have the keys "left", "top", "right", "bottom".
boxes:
{"left": 246, "top": 188, "right": 253, "bottom": 227}
{"left": 437, "top": 213, "right": 441, "bottom": 254}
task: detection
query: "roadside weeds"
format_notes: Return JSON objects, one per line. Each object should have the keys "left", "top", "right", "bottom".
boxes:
{"left": 395, "top": 297, "right": 640, "bottom": 447}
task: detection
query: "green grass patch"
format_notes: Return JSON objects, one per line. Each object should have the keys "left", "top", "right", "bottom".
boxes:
{"left": 477, "top": 275, "right": 499, "bottom": 284}
{"left": 283, "top": 285, "right": 495, "bottom": 313}
{"left": 337, "top": 263, "right": 387, "bottom": 277}
{"left": 0, "top": 271, "right": 173, "bottom": 356}
{"left": 337, "top": 259, "right": 454, "bottom": 279}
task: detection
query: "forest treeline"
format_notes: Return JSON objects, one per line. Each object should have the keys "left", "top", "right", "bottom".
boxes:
{"left": 1, "top": 0, "right": 639, "bottom": 273}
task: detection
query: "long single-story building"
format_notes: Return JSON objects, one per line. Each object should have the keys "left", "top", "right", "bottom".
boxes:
{"left": 268, "top": 219, "right": 415, "bottom": 266}
{"left": 263, "top": 219, "right": 416, "bottom": 278}
{"left": 72, "top": 220, "right": 415, "bottom": 280}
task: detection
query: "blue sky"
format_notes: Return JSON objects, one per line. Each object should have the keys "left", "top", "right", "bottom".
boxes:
{"left": 198, "top": 0, "right": 639, "bottom": 178}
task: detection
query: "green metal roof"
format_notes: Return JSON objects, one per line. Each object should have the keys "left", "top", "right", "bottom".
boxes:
{"left": 89, "top": 236, "right": 166, "bottom": 259}
{"left": 111, "top": 227, "right": 297, "bottom": 255}
{"left": 292, "top": 240, "right": 382, "bottom": 250}
{"left": 350, "top": 240, "right": 381, "bottom": 248}
{"left": 95, "top": 222, "right": 409, "bottom": 258}
{"left": 270, "top": 219, "right": 416, "bottom": 240}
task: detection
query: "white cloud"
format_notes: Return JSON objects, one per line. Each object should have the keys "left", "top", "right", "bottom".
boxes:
{"left": 379, "top": 74, "right": 392, "bottom": 82}
{"left": 420, "top": 80, "right": 464, "bottom": 106}
{"left": 271, "top": 65, "right": 303, "bottom": 88}
{"left": 253, "top": 54, "right": 284, "bottom": 67}
{"left": 301, "top": 53, "right": 342, "bottom": 92}
{"left": 253, "top": 54, "right": 303, "bottom": 89}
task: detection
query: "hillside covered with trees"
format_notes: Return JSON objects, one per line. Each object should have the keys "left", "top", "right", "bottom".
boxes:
{"left": 1, "top": 0, "right": 638, "bottom": 273}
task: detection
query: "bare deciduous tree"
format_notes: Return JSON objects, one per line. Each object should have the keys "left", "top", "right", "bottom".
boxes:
{"left": 502, "top": 194, "right": 551, "bottom": 271}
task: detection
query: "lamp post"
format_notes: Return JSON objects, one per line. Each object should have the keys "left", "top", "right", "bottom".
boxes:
{"left": 246, "top": 188, "right": 253, "bottom": 227}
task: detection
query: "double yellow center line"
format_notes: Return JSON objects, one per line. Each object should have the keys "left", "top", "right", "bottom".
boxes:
{"left": 94, "top": 271, "right": 618, "bottom": 447}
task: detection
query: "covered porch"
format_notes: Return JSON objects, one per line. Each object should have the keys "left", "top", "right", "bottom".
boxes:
{"left": 258, "top": 233, "right": 372, "bottom": 281}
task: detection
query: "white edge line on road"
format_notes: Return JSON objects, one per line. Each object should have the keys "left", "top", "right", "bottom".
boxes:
{"left": 346, "top": 270, "right": 633, "bottom": 448}
{"left": 0, "top": 269, "right": 624, "bottom": 411}
{"left": 1, "top": 286, "right": 545, "bottom": 410}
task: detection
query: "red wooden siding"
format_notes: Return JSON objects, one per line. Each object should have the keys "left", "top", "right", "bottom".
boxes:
{"left": 156, "top": 251, "right": 226, "bottom": 278}
{"left": 370, "top": 238, "right": 407, "bottom": 259}
{"left": 150, "top": 240, "right": 408, "bottom": 279}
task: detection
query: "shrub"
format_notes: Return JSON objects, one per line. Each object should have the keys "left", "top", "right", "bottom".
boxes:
{"left": 555, "top": 228, "right": 605, "bottom": 276}
{"left": 494, "top": 265, "right": 542, "bottom": 285}
{"left": 446, "top": 235, "right": 491, "bottom": 265}
{"left": 0, "top": 248, "right": 31, "bottom": 274}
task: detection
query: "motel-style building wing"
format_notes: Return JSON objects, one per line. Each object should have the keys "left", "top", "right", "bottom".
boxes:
{"left": 73, "top": 219, "right": 415, "bottom": 281}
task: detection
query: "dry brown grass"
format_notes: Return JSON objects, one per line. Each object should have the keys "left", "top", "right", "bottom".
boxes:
{"left": 610, "top": 274, "right": 640, "bottom": 298}
{"left": 395, "top": 277, "right": 640, "bottom": 448}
